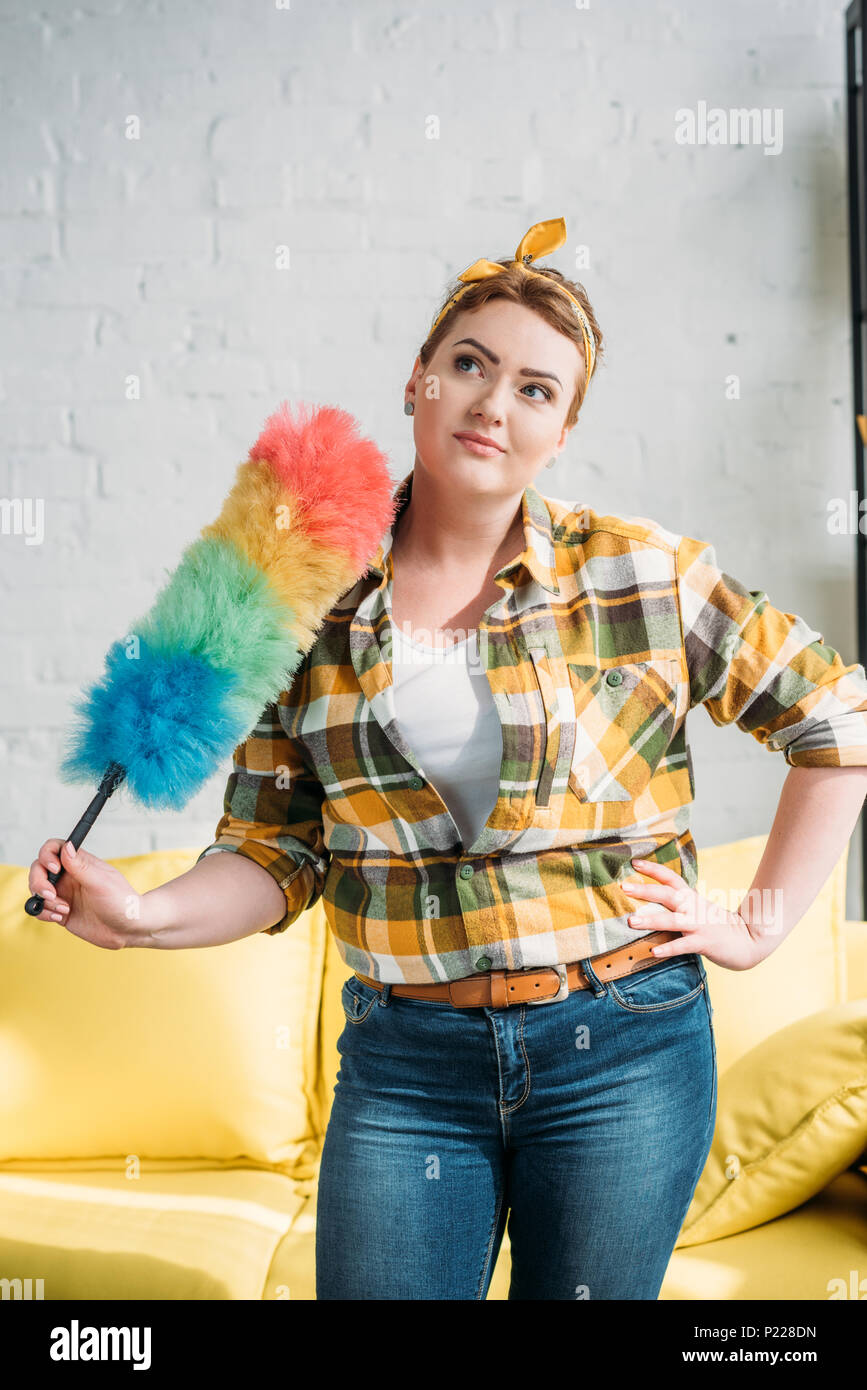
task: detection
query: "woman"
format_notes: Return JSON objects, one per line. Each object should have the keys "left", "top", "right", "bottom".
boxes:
{"left": 30, "top": 217, "right": 867, "bottom": 1300}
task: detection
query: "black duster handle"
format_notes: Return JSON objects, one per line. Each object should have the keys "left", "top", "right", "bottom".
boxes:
{"left": 24, "top": 762, "right": 127, "bottom": 916}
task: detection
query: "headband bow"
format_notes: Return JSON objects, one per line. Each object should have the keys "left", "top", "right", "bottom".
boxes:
{"left": 429, "top": 216, "right": 596, "bottom": 391}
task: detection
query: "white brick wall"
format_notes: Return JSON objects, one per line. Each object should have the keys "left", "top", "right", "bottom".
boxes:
{"left": 2, "top": 0, "right": 864, "bottom": 915}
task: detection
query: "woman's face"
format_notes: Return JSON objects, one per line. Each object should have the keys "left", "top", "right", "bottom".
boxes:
{"left": 405, "top": 297, "right": 584, "bottom": 497}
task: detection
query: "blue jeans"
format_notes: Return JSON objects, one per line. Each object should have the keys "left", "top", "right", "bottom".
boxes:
{"left": 315, "top": 950, "right": 717, "bottom": 1300}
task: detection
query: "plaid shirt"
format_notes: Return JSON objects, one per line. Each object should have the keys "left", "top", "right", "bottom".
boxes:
{"left": 197, "top": 469, "right": 867, "bottom": 983}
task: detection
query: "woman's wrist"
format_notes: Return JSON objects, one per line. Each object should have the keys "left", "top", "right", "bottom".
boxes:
{"left": 735, "top": 899, "right": 786, "bottom": 968}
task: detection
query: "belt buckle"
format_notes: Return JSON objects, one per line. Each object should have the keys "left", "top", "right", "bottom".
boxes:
{"left": 524, "top": 964, "right": 570, "bottom": 1006}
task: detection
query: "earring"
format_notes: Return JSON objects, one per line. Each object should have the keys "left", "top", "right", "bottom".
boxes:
{"left": 404, "top": 401, "right": 414, "bottom": 415}
{"left": 546, "top": 456, "right": 556, "bottom": 468}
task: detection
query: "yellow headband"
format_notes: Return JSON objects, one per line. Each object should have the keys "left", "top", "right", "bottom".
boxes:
{"left": 428, "top": 216, "right": 596, "bottom": 392}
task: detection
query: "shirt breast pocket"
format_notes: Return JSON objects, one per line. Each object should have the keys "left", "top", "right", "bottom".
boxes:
{"left": 566, "top": 657, "right": 683, "bottom": 804}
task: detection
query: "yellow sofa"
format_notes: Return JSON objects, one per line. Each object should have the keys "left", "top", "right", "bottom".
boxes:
{"left": 0, "top": 833, "right": 865, "bottom": 1301}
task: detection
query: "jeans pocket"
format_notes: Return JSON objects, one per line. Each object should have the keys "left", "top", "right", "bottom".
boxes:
{"left": 341, "top": 975, "right": 379, "bottom": 1026}
{"left": 606, "top": 953, "right": 706, "bottom": 1013}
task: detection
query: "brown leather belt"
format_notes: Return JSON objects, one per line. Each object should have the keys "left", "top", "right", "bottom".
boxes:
{"left": 354, "top": 930, "right": 682, "bottom": 1009}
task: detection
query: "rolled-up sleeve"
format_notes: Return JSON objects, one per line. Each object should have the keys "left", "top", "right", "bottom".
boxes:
{"left": 196, "top": 697, "right": 331, "bottom": 934}
{"left": 676, "top": 534, "right": 867, "bottom": 766}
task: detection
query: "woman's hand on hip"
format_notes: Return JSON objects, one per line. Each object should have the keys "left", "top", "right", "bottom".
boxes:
{"left": 621, "top": 858, "right": 771, "bottom": 971}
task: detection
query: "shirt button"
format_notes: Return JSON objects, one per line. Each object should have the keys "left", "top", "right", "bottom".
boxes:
{"left": 408, "top": 775, "right": 424, "bottom": 790}
{"left": 459, "top": 864, "right": 475, "bottom": 879}
{"left": 475, "top": 956, "right": 492, "bottom": 970}
{"left": 606, "top": 670, "right": 623, "bottom": 686}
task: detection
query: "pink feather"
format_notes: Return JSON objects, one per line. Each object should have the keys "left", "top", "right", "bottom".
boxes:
{"left": 249, "top": 400, "right": 398, "bottom": 572}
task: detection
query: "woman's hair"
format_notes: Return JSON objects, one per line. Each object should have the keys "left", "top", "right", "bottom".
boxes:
{"left": 418, "top": 259, "right": 604, "bottom": 428}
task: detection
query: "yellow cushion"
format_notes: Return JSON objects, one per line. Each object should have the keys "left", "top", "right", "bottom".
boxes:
{"left": 0, "top": 1167, "right": 308, "bottom": 1300}
{"left": 0, "top": 852, "right": 328, "bottom": 1176}
{"left": 663, "top": 1171, "right": 867, "bottom": 1300}
{"left": 695, "top": 836, "right": 848, "bottom": 1076}
{"left": 677, "top": 1000, "right": 867, "bottom": 1247}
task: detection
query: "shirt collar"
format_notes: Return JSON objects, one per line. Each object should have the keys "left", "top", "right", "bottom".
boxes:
{"left": 363, "top": 468, "right": 561, "bottom": 596}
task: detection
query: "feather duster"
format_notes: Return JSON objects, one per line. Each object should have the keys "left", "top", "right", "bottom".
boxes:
{"left": 25, "top": 401, "right": 396, "bottom": 916}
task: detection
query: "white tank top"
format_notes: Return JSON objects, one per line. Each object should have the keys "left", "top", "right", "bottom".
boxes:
{"left": 390, "top": 622, "right": 503, "bottom": 848}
